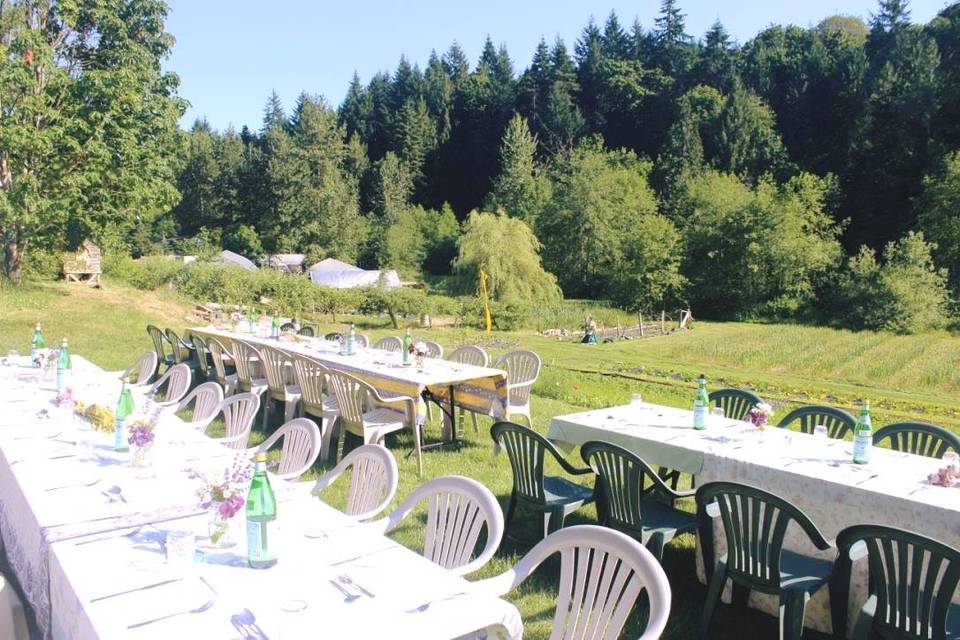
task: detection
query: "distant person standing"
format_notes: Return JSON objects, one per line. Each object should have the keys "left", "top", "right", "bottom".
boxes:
{"left": 582, "top": 315, "right": 599, "bottom": 344}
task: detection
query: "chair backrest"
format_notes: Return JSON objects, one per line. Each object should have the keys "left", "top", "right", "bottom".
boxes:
{"left": 708, "top": 388, "right": 763, "bottom": 422}
{"left": 423, "top": 340, "right": 443, "bottom": 359}
{"left": 207, "top": 338, "right": 233, "bottom": 388}
{"left": 148, "top": 363, "right": 192, "bottom": 405}
{"left": 231, "top": 340, "right": 263, "bottom": 392}
{"left": 696, "top": 481, "right": 830, "bottom": 593}
{"left": 581, "top": 441, "right": 678, "bottom": 534}
{"left": 165, "top": 328, "right": 192, "bottom": 364}
{"left": 218, "top": 392, "right": 260, "bottom": 449}
{"left": 175, "top": 381, "right": 223, "bottom": 431}
{"left": 189, "top": 333, "right": 211, "bottom": 378}
{"left": 122, "top": 351, "right": 158, "bottom": 386}
{"left": 258, "top": 344, "right": 292, "bottom": 395}
{"left": 146, "top": 324, "right": 170, "bottom": 368}
{"left": 476, "top": 525, "right": 671, "bottom": 640}
{"left": 833, "top": 524, "right": 960, "bottom": 640}
{"left": 297, "top": 326, "right": 315, "bottom": 337}
{"left": 374, "top": 336, "right": 403, "bottom": 352}
{"left": 381, "top": 476, "right": 504, "bottom": 576}
{"left": 325, "top": 369, "right": 373, "bottom": 428}
{"left": 255, "top": 418, "right": 322, "bottom": 480}
{"left": 280, "top": 322, "right": 296, "bottom": 333}
{"left": 324, "top": 332, "right": 343, "bottom": 342}
{"left": 355, "top": 334, "right": 369, "bottom": 349}
{"left": 873, "top": 422, "right": 960, "bottom": 459}
{"left": 313, "top": 444, "right": 399, "bottom": 521}
{"left": 448, "top": 345, "right": 489, "bottom": 368}
{"left": 490, "top": 421, "right": 574, "bottom": 504}
{"left": 494, "top": 350, "right": 542, "bottom": 406}
{"left": 776, "top": 405, "right": 856, "bottom": 439}
{"left": 291, "top": 356, "right": 329, "bottom": 416}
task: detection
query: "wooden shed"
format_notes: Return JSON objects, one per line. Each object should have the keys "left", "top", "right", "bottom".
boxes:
{"left": 63, "top": 240, "right": 102, "bottom": 287}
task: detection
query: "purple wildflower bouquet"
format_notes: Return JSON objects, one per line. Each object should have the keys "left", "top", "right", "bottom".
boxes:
{"left": 189, "top": 455, "right": 253, "bottom": 520}
{"left": 746, "top": 402, "right": 775, "bottom": 429}
{"left": 52, "top": 387, "right": 76, "bottom": 409}
{"left": 127, "top": 401, "right": 163, "bottom": 450}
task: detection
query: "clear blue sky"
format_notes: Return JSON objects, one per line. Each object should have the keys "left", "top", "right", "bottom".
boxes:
{"left": 163, "top": 0, "right": 950, "bottom": 131}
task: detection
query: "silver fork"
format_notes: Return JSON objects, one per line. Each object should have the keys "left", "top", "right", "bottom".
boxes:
{"left": 338, "top": 574, "right": 374, "bottom": 598}
{"left": 127, "top": 599, "right": 216, "bottom": 628}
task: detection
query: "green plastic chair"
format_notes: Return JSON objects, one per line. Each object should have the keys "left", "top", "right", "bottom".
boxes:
{"left": 164, "top": 328, "right": 194, "bottom": 364}
{"left": 189, "top": 333, "right": 213, "bottom": 383}
{"left": 298, "top": 326, "right": 315, "bottom": 337}
{"left": 490, "top": 421, "right": 594, "bottom": 541}
{"left": 581, "top": 440, "right": 698, "bottom": 561}
{"left": 830, "top": 524, "right": 960, "bottom": 640}
{"left": 709, "top": 388, "right": 763, "bottom": 422}
{"left": 146, "top": 325, "right": 173, "bottom": 375}
{"left": 696, "top": 481, "right": 835, "bottom": 640}
{"left": 777, "top": 405, "right": 856, "bottom": 439}
{"left": 873, "top": 422, "right": 960, "bottom": 459}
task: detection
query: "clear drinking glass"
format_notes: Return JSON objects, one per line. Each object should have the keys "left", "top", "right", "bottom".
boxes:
{"left": 943, "top": 451, "right": 959, "bottom": 466}
{"left": 165, "top": 530, "right": 196, "bottom": 568}
{"left": 278, "top": 599, "right": 309, "bottom": 639}
{"left": 710, "top": 407, "right": 725, "bottom": 426}
{"left": 630, "top": 393, "right": 643, "bottom": 406}
{"left": 813, "top": 424, "right": 829, "bottom": 439}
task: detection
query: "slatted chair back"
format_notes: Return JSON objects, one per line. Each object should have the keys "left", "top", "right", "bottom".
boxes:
{"left": 292, "top": 356, "right": 329, "bottom": 417}
{"left": 254, "top": 418, "right": 322, "bottom": 480}
{"left": 448, "top": 345, "right": 489, "bottom": 368}
{"left": 355, "top": 334, "right": 369, "bottom": 349}
{"left": 832, "top": 524, "right": 960, "bottom": 640}
{"left": 423, "top": 341, "right": 443, "bottom": 359}
{"left": 873, "top": 422, "right": 960, "bottom": 459}
{"left": 776, "top": 405, "right": 856, "bottom": 440}
{"left": 218, "top": 392, "right": 260, "bottom": 450}
{"left": 189, "top": 333, "right": 212, "bottom": 380}
{"left": 494, "top": 350, "right": 541, "bottom": 407}
{"left": 324, "top": 332, "right": 343, "bottom": 342}
{"left": 709, "top": 388, "right": 763, "bottom": 422}
{"left": 280, "top": 322, "right": 296, "bottom": 333}
{"left": 148, "top": 363, "right": 192, "bottom": 405}
{"left": 146, "top": 325, "right": 170, "bottom": 372}
{"left": 165, "top": 328, "right": 192, "bottom": 364}
{"left": 696, "top": 482, "right": 830, "bottom": 593}
{"left": 325, "top": 369, "right": 371, "bottom": 431}
{"left": 374, "top": 336, "right": 403, "bottom": 352}
{"left": 231, "top": 340, "right": 263, "bottom": 393}
{"left": 379, "top": 476, "right": 504, "bottom": 576}
{"left": 297, "top": 326, "right": 315, "bottom": 337}
{"left": 581, "top": 441, "right": 680, "bottom": 533}
{"left": 259, "top": 344, "right": 293, "bottom": 399}
{"left": 120, "top": 351, "right": 158, "bottom": 386}
{"left": 312, "top": 444, "right": 399, "bottom": 521}
{"left": 474, "top": 525, "right": 671, "bottom": 640}
{"left": 491, "top": 421, "right": 567, "bottom": 504}
{"left": 207, "top": 338, "right": 233, "bottom": 389}
{"left": 175, "top": 382, "right": 223, "bottom": 431}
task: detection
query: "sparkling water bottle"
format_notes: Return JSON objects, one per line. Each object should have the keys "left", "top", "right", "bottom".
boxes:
{"left": 852, "top": 400, "right": 872, "bottom": 465}
{"left": 56, "top": 339, "right": 72, "bottom": 391}
{"left": 114, "top": 385, "right": 135, "bottom": 452}
{"left": 246, "top": 452, "right": 277, "bottom": 569}
{"left": 693, "top": 375, "right": 708, "bottom": 430}
{"left": 31, "top": 322, "right": 46, "bottom": 365}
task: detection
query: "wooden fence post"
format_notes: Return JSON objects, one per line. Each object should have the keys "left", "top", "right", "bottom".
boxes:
{"left": 660, "top": 310, "right": 665, "bottom": 334}
{"left": 639, "top": 311, "right": 644, "bottom": 337}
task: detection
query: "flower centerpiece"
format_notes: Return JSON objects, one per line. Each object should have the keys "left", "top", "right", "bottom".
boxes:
{"left": 52, "top": 387, "right": 77, "bottom": 427}
{"left": 127, "top": 402, "right": 162, "bottom": 469}
{"left": 409, "top": 341, "right": 429, "bottom": 370}
{"left": 188, "top": 455, "right": 253, "bottom": 547}
{"left": 747, "top": 402, "right": 775, "bottom": 430}
{"left": 928, "top": 463, "right": 959, "bottom": 488}
{"left": 39, "top": 347, "right": 59, "bottom": 380}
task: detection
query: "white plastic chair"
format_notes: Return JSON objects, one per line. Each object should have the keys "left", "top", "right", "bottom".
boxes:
{"left": 251, "top": 418, "right": 321, "bottom": 481}
{"left": 424, "top": 340, "right": 444, "bottom": 358}
{"left": 214, "top": 392, "right": 260, "bottom": 450}
{"left": 231, "top": 340, "right": 268, "bottom": 399}
{"left": 0, "top": 574, "right": 28, "bottom": 640}
{"left": 258, "top": 344, "right": 301, "bottom": 430}
{"left": 146, "top": 363, "right": 192, "bottom": 407}
{"left": 292, "top": 356, "right": 340, "bottom": 463}
{"left": 312, "top": 444, "right": 399, "bottom": 521}
{"left": 374, "top": 336, "right": 403, "bottom": 352}
{"left": 107, "top": 351, "right": 158, "bottom": 386}
{"left": 473, "top": 525, "right": 672, "bottom": 640}
{"left": 207, "top": 338, "right": 238, "bottom": 395}
{"left": 174, "top": 381, "right": 224, "bottom": 432}
{"left": 355, "top": 334, "right": 369, "bottom": 349}
{"left": 493, "top": 350, "right": 541, "bottom": 428}
{"left": 447, "top": 345, "right": 490, "bottom": 433}
{"left": 369, "top": 475, "right": 503, "bottom": 576}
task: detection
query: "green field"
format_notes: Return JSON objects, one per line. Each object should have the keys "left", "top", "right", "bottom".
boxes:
{"left": 2, "top": 278, "right": 958, "bottom": 639}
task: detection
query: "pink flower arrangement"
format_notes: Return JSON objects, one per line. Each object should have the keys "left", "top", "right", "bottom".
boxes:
{"left": 52, "top": 387, "right": 75, "bottom": 409}
{"left": 747, "top": 402, "right": 775, "bottom": 428}
{"left": 408, "top": 341, "right": 429, "bottom": 358}
{"left": 928, "top": 464, "right": 959, "bottom": 487}
{"left": 188, "top": 455, "right": 253, "bottom": 519}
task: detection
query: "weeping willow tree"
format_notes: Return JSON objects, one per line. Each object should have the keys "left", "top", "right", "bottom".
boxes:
{"left": 452, "top": 210, "right": 561, "bottom": 304}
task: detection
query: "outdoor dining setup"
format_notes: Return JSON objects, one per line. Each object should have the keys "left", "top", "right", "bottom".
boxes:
{"left": 0, "top": 320, "right": 958, "bottom": 639}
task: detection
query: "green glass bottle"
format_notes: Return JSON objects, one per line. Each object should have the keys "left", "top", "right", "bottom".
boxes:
{"left": 31, "top": 322, "right": 46, "bottom": 366}
{"left": 347, "top": 323, "right": 357, "bottom": 355}
{"left": 852, "top": 400, "right": 873, "bottom": 464}
{"left": 693, "top": 374, "right": 708, "bottom": 430}
{"left": 246, "top": 451, "right": 277, "bottom": 569}
{"left": 56, "top": 339, "right": 72, "bottom": 391}
{"left": 271, "top": 313, "right": 280, "bottom": 339}
{"left": 402, "top": 328, "right": 412, "bottom": 366}
{"left": 114, "top": 385, "right": 135, "bottom": 452}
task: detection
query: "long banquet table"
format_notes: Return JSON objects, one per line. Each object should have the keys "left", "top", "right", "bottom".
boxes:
{"left": 548, "top": 401, "right": 960, "bottom": 636}
{"left": 0, "top": 355, "right": 521, "bottom": 639}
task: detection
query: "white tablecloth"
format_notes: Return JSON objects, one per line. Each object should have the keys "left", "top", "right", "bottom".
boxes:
{"left": 549, "top": 402, "right": 960, "bottom": 635}
{"left": 0, "top": 356, "right": 521, "bottom": 639}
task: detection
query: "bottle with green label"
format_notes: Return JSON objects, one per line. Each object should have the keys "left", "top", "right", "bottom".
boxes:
{"left": 31, "top": 322, "right": 46, "bottom": 366}
{"left": 246, "top": 451, "right": 277, "bottom": 569}
{"left": 852, "top": 400, "right": 873, "bottom": 464}
{"left": 56, "top": 339, "right": 72, "bottom": 391}
{"left": 693, "top": 374, "right": 708, "bottom": 430}
{"left": 270, "top": 314, "right": 280, "bottom": 339}
{"left": 401, "top": 328, "right": 412, "bottom": 366}
{"left": 114, "top": 385, "right": 135, "bottom": 452}
{"left": 347, "top": 324, "right": 357, "bottom": 355}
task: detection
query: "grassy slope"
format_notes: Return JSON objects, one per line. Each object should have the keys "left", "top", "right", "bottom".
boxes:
{"left": 3, "top": 278, "right": 959, "bottom": 639}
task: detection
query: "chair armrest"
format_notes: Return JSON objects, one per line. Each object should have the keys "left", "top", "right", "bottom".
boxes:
{"left": 370, "top": 392, "right": 417, "bottom": 425}
{"left": 469, "top": 570, "right": 521, "bottom": 599}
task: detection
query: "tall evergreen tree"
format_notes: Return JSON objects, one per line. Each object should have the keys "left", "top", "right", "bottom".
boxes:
{"left": 486, "top": 115, "right": 550, "bottom": 225}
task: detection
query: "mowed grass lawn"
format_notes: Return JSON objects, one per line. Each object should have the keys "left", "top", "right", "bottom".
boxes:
{"left": 2, "top": 278, "right": 960, "bottom": 639}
